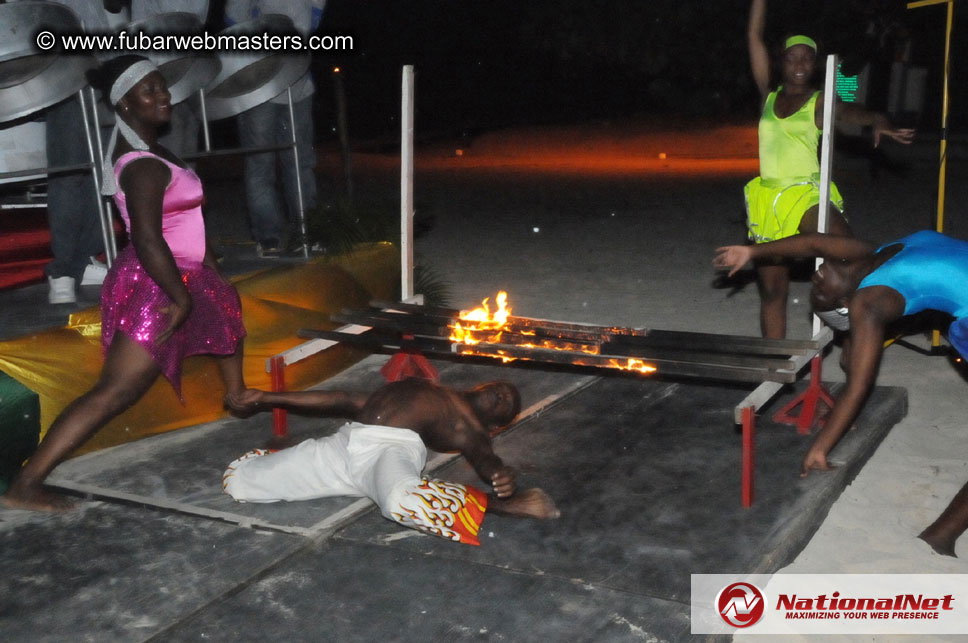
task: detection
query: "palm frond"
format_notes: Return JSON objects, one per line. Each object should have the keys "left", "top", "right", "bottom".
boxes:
{"left": 413, "top": 258, "right": 452, "bottom": 307}
{"left": 307, "top": 197, "right": 450, "bottom": 306}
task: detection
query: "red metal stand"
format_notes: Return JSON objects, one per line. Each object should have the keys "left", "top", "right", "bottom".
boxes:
{"left": 269, "top": 355, "right": 287, "bottom": 439}
{"left": 380, "top": 347, "right": 439, "bottom": 382}
{"left": 771, "top": 355, "right": 834, "bottom": 435}
{"left": 741, "top": 405, "right": 755, "bottom": 508}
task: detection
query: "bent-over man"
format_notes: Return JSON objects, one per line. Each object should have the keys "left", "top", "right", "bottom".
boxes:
{"left": 715, "top": 230, "right": 968, "bottom": 556}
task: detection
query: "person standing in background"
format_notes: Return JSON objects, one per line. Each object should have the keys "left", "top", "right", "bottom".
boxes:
{"left": 40, "top": 0, "right": 128, "bottom": 304}
{"left": 224, "top": 0, "right": 325, "bottom": 258}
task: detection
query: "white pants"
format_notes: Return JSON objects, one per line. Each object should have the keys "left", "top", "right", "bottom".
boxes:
{"left": 223, "top": 423, "right": 488, "bottom": 544}
{"left": 223, "top": 422, "right": 426, "bottom": 519}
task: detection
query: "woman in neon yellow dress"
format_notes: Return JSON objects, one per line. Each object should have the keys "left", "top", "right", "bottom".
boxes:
{"left": 746, "top": 0, "right": 914, "bottom": 338}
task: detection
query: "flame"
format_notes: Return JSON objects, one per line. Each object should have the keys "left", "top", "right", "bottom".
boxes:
{"left": 461, "top": 291, "right": 510, "bottom": 327}
{"left": 447, "top": 291, "right": 655, "bottom": 375}
{"left": 449, "top": 291, "right": 511, "bottom": 345}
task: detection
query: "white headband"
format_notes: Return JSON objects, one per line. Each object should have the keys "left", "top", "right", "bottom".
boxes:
{"left": 109, "top": 60, "right": 158, "bottom": 105}
{"left": 101, "top": 60, "right": 159, "bottom": 196}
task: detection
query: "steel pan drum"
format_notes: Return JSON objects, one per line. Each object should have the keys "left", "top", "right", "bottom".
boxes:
{"left": 0, "top": 120, "right": 47, "bottom": 183}
{"left": 122, "top": 12, "right": 219, "bottom": 106}
{"left": 0, "top": 2, "right": 97, "bottom": 123}
{"left": 203, "top": 15, "right": 310, "bottom": 121}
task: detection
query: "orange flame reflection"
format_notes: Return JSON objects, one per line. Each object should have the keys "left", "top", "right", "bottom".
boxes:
{"left": 609, "top": 358, "right": 657, "bottom": 374}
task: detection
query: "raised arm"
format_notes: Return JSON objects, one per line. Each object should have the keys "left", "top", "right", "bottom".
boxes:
{"left": 714, "top": 233, "right": 876, "bottom": 276}
{"left": 748, "top": 0, "right": 771, "bottom": 98}
{"left": 224, "top": 388, "right": 369, "bottom": 417}
{"left": 120, "top": 158, "right": 191, "bottom": 346}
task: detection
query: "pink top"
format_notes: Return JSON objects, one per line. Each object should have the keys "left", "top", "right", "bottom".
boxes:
{"left": 112, "top": 151, "right": 207, "bottom": 267}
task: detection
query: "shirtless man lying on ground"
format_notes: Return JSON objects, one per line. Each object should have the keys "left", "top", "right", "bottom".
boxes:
{"left": 223, "top": 378, "right": 559, "bottom": 545}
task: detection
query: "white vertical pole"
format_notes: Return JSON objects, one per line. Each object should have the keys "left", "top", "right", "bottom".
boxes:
{"left": 79, "top": 89, "right": 115, "bottom": 267}
{"left": 813, "top": 53, "right": 838, "bottom": 337}
{"left": 400, "top": 65, "right": 415, "bottom": 300}
{"left": 87, "top": 87, "right": 106, "bottom": 178}
{"left": 198, "top": 87, "right": 211, "bottom": 152}
{"left": 88, "top": 86, "right": 118, "bottom": 262}
{"left": 287, "top": 87, "right": 309, "bottom": 258}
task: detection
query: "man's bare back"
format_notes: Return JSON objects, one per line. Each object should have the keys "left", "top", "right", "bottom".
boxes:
{"left": 357, "top": 379, "right": 510, "bottom": 451}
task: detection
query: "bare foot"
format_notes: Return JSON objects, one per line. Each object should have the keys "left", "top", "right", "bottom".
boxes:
{"left": 490, "top": 488, "right": 560, "bottom": 520}
{"left": 919, "top": 528, "right": 958, "bottom": 558}
{"left": 1, "top": 484, "right": 76, "bottom": 512}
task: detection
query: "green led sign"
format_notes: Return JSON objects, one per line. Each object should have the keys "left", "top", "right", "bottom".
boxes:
{"left": 836, "top": 63, "right": 860, "bottom": 103}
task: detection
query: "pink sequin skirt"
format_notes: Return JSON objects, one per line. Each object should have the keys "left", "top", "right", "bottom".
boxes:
{"left": 100, "top": 246, "right": 246, "bottom": 395}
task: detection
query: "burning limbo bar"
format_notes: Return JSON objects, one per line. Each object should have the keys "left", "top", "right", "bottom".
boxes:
{"left": 299, "top": 292, "right": 821, "bottom": 385}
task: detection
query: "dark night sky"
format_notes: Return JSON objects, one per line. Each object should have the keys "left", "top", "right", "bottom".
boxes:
{"left": 226, "top": 1, "right": 964, "bottom": 141}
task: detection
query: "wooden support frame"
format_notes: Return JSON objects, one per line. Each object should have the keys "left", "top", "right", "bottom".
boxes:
{"left": 772, "top": 355, "right": 835, "bottom": 434}
{"left": 735, "top": 328, "right": 834, "bottom": 506}
{"left": 742, "top": 406, "right": 756, "bottom": 507}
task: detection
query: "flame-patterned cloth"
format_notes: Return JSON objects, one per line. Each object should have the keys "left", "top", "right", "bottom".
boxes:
{"left": 392, "top": 478, "right": 488, "bottom": 546}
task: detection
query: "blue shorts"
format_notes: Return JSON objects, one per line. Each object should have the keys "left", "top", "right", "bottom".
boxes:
{"left": 948, "top": 317, "right": 968, "bottom": 360}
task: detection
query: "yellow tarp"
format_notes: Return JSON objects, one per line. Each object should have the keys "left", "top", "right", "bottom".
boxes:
{"left": 0, "top": 243, "right": 398, "bottom": 455}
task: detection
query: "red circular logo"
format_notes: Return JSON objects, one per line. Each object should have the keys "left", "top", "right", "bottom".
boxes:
{"left": 716, "top": 582, "right": 766, "bottom": 628}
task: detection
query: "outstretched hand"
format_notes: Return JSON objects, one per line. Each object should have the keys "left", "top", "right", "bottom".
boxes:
{"left": 490, "top": 465, "right": 517, "bottom": 498}
{"left": 872, "top": 116, "right": 915, "bottom": 148}
{"left": 800, "top": 447, "right": 836, "bottom": 477}
{"left": 713, "top": 245, "right": 753, "bottom": 277}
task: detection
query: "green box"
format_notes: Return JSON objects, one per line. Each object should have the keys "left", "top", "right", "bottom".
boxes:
{"left": 0, "top": 371, "right": 40, "bottom": 495}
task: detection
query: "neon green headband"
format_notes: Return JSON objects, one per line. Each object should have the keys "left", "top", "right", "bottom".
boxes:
{"left": 784, "top": 35, "right": 817, "bottom": 51}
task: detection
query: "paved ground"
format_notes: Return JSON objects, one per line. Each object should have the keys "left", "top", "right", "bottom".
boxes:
{"left": 0, "top": 357, "right": 906, "bottom": 642}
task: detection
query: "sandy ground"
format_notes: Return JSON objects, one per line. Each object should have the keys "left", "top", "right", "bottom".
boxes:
{"left": 358, "top": 119, "right": 968, "bottom": 641}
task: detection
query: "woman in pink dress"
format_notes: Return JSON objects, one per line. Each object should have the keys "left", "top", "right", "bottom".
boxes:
{"left": 2, "top": 56, "right": 247, "bottom": 511}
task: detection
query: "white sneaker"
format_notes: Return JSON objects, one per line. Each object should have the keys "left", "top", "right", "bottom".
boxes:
{"left": 48, "top": 276, "right": 76, "bottom": 304}
{"left": 80, "top": 257, "right": 108, "bottom": 286}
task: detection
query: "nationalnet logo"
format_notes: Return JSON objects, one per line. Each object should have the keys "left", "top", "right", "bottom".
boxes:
{"left": 716, "top": 582, "right": 765, "bottom": 627}
{"left": 775, "top": 590, "right": 954, "bottom": 621}
{"left": 692, "top": 574, "right": 968, "bottom": 635}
